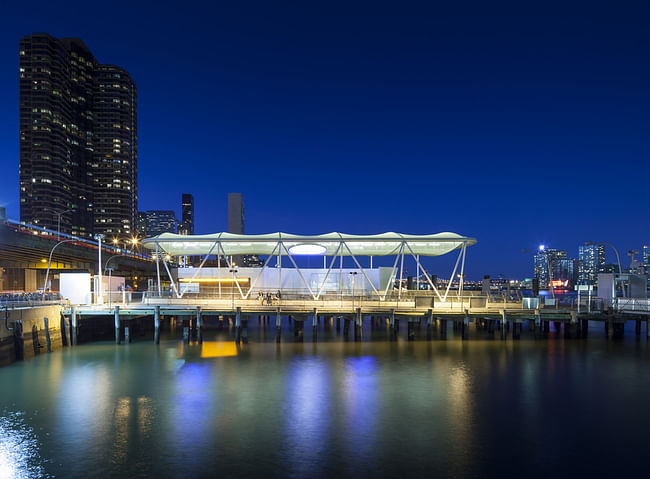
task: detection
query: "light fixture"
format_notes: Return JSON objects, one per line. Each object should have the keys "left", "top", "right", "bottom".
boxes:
{"left": 288, "top": 244, "right": 327, "bottom": 255}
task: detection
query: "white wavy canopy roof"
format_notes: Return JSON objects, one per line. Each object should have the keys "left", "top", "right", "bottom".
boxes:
{"left": 142, "top": 232, "right": 477, "bottom": 257}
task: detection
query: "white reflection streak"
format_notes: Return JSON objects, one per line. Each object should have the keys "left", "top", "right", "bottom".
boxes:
{"left": 0, "top": 411, "right": 51, "bottom": 479}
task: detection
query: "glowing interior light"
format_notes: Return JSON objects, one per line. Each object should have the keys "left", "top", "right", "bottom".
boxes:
{"left": 288, "top": 244, "right": 327, "bottom": 255}
{"left": 539, "top": 244, "right": 545, "bottom": 251}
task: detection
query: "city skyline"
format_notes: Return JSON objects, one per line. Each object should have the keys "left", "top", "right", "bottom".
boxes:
{"left": 0, "top": 2, "right": 649, "bottom": 279}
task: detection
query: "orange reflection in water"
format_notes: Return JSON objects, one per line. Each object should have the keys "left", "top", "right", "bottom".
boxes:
{"left": 200, "top": 341, "right": 238, "bottom": 358}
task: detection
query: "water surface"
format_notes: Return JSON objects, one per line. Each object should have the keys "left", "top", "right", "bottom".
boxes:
{"left": 1, "top": 323, "right": 649, "bottom": 478}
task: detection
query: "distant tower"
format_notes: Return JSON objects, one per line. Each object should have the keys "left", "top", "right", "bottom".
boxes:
{"left": 578, "top": 244, "right": 605, "bottom": 285}
{"left": 227, "top": 193, "right": 244, "bottom": 234}
{"left": 534, "top": 246, "right": 567, "bottom": 288}
{"left": 145, "top": 210, "right": 176, "bottom": 237}
{"left": 179, "top": 194, "right": 194, "bottom": 235}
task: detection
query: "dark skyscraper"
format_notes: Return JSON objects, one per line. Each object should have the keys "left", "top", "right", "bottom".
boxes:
{"left": 19, "top": 33, "right": 137, "bottom": 238}
{"left": 227, "top": 193, "right": 244, "bottom": 234}
{"left": 179, "top": 194, "right": 194, "bottom": 235}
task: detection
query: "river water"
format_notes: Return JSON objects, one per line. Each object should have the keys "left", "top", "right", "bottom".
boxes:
{"left": 1, "top": 322, "right": 649, "bottom": 478}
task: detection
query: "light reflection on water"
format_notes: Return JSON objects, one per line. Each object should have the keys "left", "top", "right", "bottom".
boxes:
{"left": 0, "top": 329, "right": 649, "bottom": 478}
{"left": 0, "top": 411, "right": 52, "bottom": 479}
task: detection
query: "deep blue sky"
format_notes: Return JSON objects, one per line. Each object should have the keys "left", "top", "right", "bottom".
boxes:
{"left": 1, "top": 1, "right": 649, "bottom": 279}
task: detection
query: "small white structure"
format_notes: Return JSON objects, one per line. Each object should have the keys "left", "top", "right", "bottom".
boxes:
{"left": 60, "top": 272, "right": 92, "bottom": 305}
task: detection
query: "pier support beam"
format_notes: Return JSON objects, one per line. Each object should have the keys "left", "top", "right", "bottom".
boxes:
{"left": 426, "top": 309, "right": 433, "bottom": 340}
{"left": 154, "top": 306, "right": 160, "bottom": 344}
{"left": 389, "top": 310, "right": 395, "bottom": 341}
{"left": 125, "top": 324, "right": 131, "bottom": 343}
{"left": 114, "top": 306, "right": 120, "bottom": 345}
{"left": 276, "top": 308, "right": 282, "bottom": 343}
{"left": 44, "top": 317, "right": 52, "bottom": 353}
{"left": 355, "top": 308, "right": 362, "bottom": 342}
{"left": 462, "top": 310, "right": 469, "bottom": 340}
{"left": 534, "top": 311, "right": 541, "bottom": 339}
{"left": 312, "top": 309, "right": 318, "bottom": 342}
{"left": 196, "top": 307, "right": 202, "bottom": 344}
{"left": 71, "top": 306, "right": 77, "bottom": 346}
{"left": 235, "top": 307, "right": 241, "bottom": 344}
{"left": 500, "top": 311, "right": 506, "bottom": 340}
{"left": 439, "top": 317, "right": 447, "bottom": 339}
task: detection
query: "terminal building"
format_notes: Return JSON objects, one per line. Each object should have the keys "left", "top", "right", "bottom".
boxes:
{"left": 142, "top": 231, "right": 476, "bottom": 302}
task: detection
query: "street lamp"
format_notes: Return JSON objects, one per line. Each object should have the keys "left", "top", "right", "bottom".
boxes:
{"left": 103, "top": 254, "right": 124, "bottom": 306}
{"left": 42, "top": 239, "right": 76, "bottom": 299}
{"left": 43, "top": 208, "right": 73, "bottom": 240}
{"left": 229, "top": 268, "right": 238, "bottom": 307}
{"left": 94, "top": 234, "right": 105, "bottom": 303}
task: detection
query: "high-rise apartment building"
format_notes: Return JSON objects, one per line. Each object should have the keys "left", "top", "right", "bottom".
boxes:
{"left": 578, "top": 244, "right": 605, "bottom": 285}
{"left": 534, "top": 247, "right": 567, "bottom": 288}
{"left": 145, "top": 210, "right": 176, "bottom": 237}
{"left": 136, "top": 211, "right": 147, "bottom": 237}
{"left": 227, "top": 193, "right": 244, "bottom": 235}
{"left": 19, "top": 33, "right": 137, "bottom": 238}
{"left": 179, "top": 194, "right": 194, "bottom": 235}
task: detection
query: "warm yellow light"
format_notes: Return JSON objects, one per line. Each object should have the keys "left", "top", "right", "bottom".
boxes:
{"left": 113, "top": 238, "right": 118, "bottom": 244}
{"left": 178, "top": 277, "right": 250, "bottom": 283}
{"left": 131, "top": 237, "right": 138, "bottom": 244}
{"left": 165, "top": 255, "right": 171, "bottom": 261}
{"left": 41, "top": 258, "right": 47, "bottom": 263}
{"left": 200, "top": 341, "right": 238, "bottom": 358}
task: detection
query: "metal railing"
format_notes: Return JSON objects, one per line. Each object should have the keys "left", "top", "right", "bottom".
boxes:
{"left": 0, "top": 292, "right": 63, "bottom": 309}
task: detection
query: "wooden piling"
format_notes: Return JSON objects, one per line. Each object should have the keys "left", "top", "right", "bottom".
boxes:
{"left": 43, "top": 317, "right": 52, "bottom": 353}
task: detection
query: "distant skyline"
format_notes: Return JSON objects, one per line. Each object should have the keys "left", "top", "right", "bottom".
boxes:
{"left": 1, "top": 1, "right": 649, "bottom": 279}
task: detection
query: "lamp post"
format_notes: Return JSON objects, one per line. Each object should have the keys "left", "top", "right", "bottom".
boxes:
{"left": 229, "top": 268, "right": 238, "bottom": 308}
{"left": 103, "top": 254, "right": 123, "bottom": 306}
{"left": 43, "top": 208, "right": 73, "bottom": 240}
{"left": 42, "top": 239, "right": 76, "bottom": 299}
{"left": 94, "top": 234, "right": 105, "bottom": 304}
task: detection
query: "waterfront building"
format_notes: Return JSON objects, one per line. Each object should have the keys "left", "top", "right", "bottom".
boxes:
{"left": 145, "top": 210, "right": 176, "bottom": 236}
{"left": 534, "top": 247, "right": 567, "bottom": 288}
{"left": 578, "top": 244, "right": 605, "bottom": 285}
{"left": 19, "top": 33, "right": 137, "bottom": 238}
{"left": 179, "top": 194, "right": 194, "bottom": 235}
{"left": 553, "top": 258, "right": 578, "bottom": 288}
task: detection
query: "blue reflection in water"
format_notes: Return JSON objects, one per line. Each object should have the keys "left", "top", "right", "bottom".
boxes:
{"left": 283, "top": 357, "right": 331, "bottom": 478}
{"left": 0, "top": 411, "right": 52, "bottom": 479}
{"left": 342, "top": 356, "right": 379, "bottom": 461}
{"left": 172, "top": 362, "right": 215, "bottom": 447}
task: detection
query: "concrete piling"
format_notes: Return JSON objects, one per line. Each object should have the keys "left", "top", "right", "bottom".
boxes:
{"left": 154, "top": 306, "right": 160, "bottom": 344}
{"left": 462, "top": 310, "right": 469, "bottom": 340}
{"left": 125, "top": 325, "right": 130, "bottom": 343}
{"left": 43, "top": 317, "right": 52, "bottom": 353}
{"left": 439, "top": 317, "right": 447, "bottom": 339}
{"left": 426, "top": 309, "right": 433, "bottom": 340}
{"left": 196, "top": 307, "right": 202, "bottom": 344}
{"left": 312, "top": 309, "right": 318, "bottom": 342}
{"left": 355, "top": 308, "right": 362, "bottom": 342}
{"left": 235, "top": 307, "right": 241, "bottom": 344}
{"left": 114, "top": 306, "right": 120, "bottom": 345}
{"left": 71, "top": 306, "right": 77, "bottom": 346}
{"left": 276, "top": 309, "right": 282, "bottom": 343}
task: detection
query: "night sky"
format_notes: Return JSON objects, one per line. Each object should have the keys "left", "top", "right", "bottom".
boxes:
{"left": 1, "top": 1, "right": 648, "bottom": 279}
